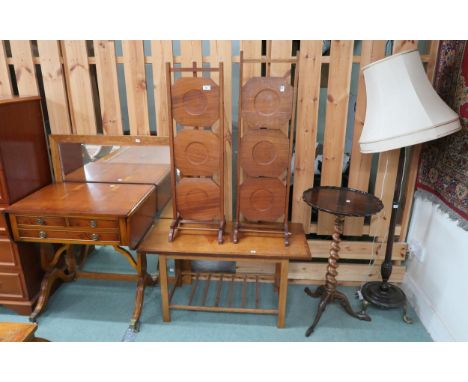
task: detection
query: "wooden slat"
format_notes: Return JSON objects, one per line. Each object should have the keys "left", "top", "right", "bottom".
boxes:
{"left": 151, "top": 40, "right": 173, "bottom": 137}
{"left": 4, "top": 53, "right": 435, "bottom": 67}
{"left": 241, "top": 274, "right": 247, "bottom": 308}
{"left": 317, "top": 40, "right": 354, "bottom": 235}
{"left": 36, "top": 40, "right": 72, "bottom": 134}
{"left": 308, "top": 240, "right": 406, "bottom": 261}
{"left": 393, "top": 40, "right": 417, "bottom": 53}
{"left": 238, "top": 240, "right": 405, "bottom": 270}
{"left": 288, "top": 263, "right": 405, "bottom": 283}
{"left": 188, "top": 273, "right": 199, "bottom": 306}
{"left": 369, "top": 149, "right": 400, "bottom": 238}
{"left": 236, "top": 262, "right": 405, "bottom": 284}
{"left": 343, "top": 40, "right": 387, "bottom": 235}
{"left": 291, "top": 41, "right": 322, "bottom": 228}
{"left": 369, "top": 40, "right": 419, "bottom": 239}
{"left": 238, "top": 41, "right": 262, "bottom": 214}
{"left": 215, "top": 274, "right": 223, "bottom": 307}
{"left": 61, "top": 40, "right": 97, "bottom": 134}
{"left": 9, "top": 40, "right": 38, "bottom": 96}
{"left": 240, "top": 40, "right": 262, "bottom": 83}
{"left": 180, "top": 40, "right": 202, "bottom": 76}
{"left": 227, "top": 274, "right": 235, "bottom": 307}
{"left": 399, "top": 40, "right": 440, "bottom": 240}
{"left": 0, "top": 41, "right": 12, "bottom": 96}
{"left": 270, "top": 40, "right": 293, "bottom": 137}
{"left": 93, "top": 40, "right": 122, "bottom": 135}
{"left": 309, "top": 222, "right": 401, "bottom": 236}
{"left": 122, "top": 40, "right": 150, "bottom": 135}
{"left": 269, "top": 40, "right": 292, "bottom": 76}
{"left": 211, "top": 41, "right": 233, "bottom": 220}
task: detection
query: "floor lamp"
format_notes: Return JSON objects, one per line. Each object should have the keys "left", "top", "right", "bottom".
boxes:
{"left": 359, "top": 49, "right": 461, "bottom": 319}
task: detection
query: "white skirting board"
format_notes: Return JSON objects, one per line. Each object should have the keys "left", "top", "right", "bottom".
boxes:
{"left": 404, "top": 196, "right": 468, "bottom": 341}
{"left": 402, "top": 273, "right": 454, "bottom": 341}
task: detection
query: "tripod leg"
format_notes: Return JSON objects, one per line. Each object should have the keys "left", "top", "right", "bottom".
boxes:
{"left": 304, "top": 285, "right": 325, "bottom": 299}
{"left": 334, "top": 290, "right": 371, "bottom": 321}
{"left": 305, "top": 293, "right": 330, "bottom": 337}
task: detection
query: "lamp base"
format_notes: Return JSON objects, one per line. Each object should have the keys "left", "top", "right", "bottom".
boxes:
{"left": 360, "top": 281, "right": 413, "bottom": 324}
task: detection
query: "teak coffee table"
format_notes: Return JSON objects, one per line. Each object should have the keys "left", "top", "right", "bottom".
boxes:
{"left": 137, "top": 219, "right": 311, "bottom": 328}
{"left": 302, "top": 186, "right": 384, "bottom": 336}
{"left": 0, "top": 322, "right": 48, "bottom": 342}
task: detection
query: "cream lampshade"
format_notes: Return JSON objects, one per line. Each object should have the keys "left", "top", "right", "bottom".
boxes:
{"left": 359, "top": 49, "right": 461, "bottom": 153}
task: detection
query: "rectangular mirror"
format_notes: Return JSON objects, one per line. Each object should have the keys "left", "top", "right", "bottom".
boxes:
{"left": 50, "top": 135, "right": 170, "bottom": 186}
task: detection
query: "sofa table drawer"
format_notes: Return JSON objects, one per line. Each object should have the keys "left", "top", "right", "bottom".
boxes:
{"left": 67, "top": 217, "right": 119, "bottom": 229}
{"left": 16, "top": 215, "right": 67, "bottom": 228}
{"left": 17, "top": 229, "right": 121, "bottom": 244}
{"left": 0, "top": 272, "right": 24, "bottom": 298}
{"left": 0, "top": 238, "right": 17, "bottom": 267}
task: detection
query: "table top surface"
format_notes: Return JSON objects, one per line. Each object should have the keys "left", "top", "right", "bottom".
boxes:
{"left": 138, "top": 219, "right": 311, "bottom": 260}
{"left": 302, "top": 186, "right": 384, "bottom": 217}
{"left": 6, "top": 182, "right": 155, "bottom": 217}
{"left": 0, "top": 322, "right": 37, "bottom": 342}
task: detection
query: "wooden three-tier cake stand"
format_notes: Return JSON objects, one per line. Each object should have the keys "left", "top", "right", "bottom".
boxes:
{"left": 166, "top": 62, "right": 226, "bottom": 243}
{"left": 233, "top": 51, "right": 299, "bottom": 246}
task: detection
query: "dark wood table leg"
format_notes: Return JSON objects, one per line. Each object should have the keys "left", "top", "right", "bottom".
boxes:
{"left": 30, "top": 244, "right": 76, "bottom": 322}
{"left": 304, "top": 216, "right": 370, "bottom": 336}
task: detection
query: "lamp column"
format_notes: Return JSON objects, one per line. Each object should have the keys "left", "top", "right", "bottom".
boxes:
{"left": 360, "top": 148, "right": 412, "bottom": 323}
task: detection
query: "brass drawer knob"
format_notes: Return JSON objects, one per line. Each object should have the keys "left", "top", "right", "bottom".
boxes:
{"left": 90, "top": 233, "right": 99, "bottom": 241}
{"left": 36, "top": 217, "right": 45, "bottom": 225}
{"left": 89, "top": 220, "right": 97, "bottom": 228}
{"left": 39, "top": 230, "right": 47, "bottom": 239}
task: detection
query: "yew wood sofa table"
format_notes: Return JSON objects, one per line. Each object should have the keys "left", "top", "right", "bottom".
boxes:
{"left": 5, "top": 182, "right": 157, "bottom": 329}
{"left": 302, "top": 186, "right": 384, "bottom": 336}
{"left": 137, "top": 219, "right": 311, "bottom": 328}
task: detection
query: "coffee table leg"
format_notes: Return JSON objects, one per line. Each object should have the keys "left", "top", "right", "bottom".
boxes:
{"left": 277, "top": 260, "right": 289, "bottom": 328}
{"left": 159, "top": 256, "right": 171, "bottom": 322}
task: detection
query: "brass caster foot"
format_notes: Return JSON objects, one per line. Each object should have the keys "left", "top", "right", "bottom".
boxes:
{"left": 357, "top": 312, "right": 372, "bottom": 322}
{"left": 129, "top": 319, "right": 140, "bottom": 332}
{"left": 403, "top": 305, "right": 413, "bottom": 324}
{"left": 359, "top": 299, "right": 370, "bottom": 317}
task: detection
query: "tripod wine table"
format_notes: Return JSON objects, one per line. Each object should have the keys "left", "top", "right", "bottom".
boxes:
{"left": 302, "top": 186, "right": 383, "bottom": 336}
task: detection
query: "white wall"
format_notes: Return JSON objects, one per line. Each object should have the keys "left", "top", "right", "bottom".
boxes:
{"left": 403, "top": 197, "right": 468, "bottom": 341}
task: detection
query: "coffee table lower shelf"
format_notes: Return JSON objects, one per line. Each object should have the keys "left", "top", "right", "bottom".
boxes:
{"left": 168, "top": 271, "right": 279, "bottom": 316}
{"left": 155, "top": 255, "right": 290, "bottom": 328}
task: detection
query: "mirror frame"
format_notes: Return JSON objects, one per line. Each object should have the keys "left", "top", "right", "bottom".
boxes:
{"left": 49, "top": 134, "right": 170, "bottom": 182}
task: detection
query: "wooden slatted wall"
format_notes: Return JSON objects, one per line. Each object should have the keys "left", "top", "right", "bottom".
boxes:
{"left": 0, "top": 40, "right": 439, "bottom": 284}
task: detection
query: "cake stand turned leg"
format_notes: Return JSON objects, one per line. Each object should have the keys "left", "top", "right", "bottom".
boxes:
{"left": 168, "top": 213, "right": 181, "bottom": 242}
{"left": 232, "top": 221, "right": 239, "bottom": 244}
{"left": 217, "top": 218, "right": 225, "bottom": 244}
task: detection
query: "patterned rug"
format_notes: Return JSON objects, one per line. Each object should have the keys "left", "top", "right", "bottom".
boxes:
{"left": 416, "top": 40, "right": 468, "bottom": 230}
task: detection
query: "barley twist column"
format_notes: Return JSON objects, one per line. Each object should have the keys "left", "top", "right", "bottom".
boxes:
{"left": 324, "top": 216, "right": 344, "bottom": 295}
